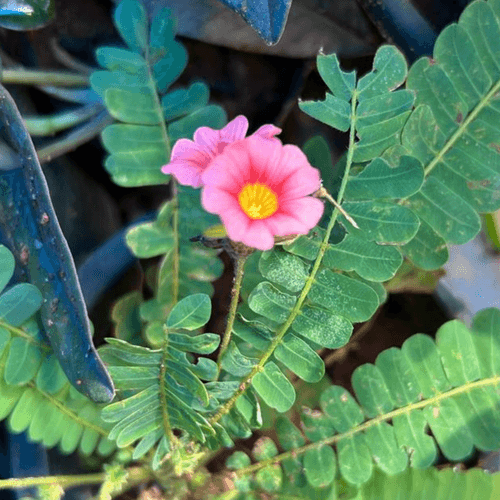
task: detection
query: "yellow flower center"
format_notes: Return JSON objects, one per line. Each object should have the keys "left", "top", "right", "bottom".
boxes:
{"left": 238, "top": 183, "right": 278, "bottom": 220}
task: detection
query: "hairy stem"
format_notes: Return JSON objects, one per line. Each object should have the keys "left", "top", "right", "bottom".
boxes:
{"left": 209, "top": 90, "right": 360, "bottom": 426}
{"left": 234, "top": 374, "right": 500, "bottom": 477}
{"left": 217, "top": 254, "right": 248, "bottom": 374}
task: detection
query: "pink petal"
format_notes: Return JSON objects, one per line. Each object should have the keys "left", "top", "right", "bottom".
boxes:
{"left": 280, "top": 197, "right": 324, "bottom": 228}
{"left": 279, "top": 164, "right": 321, "bottom": 200}
{"left": 264, "top": 213, "right": 310, "bottom": 236}
{"left": 201, "top": 187, "right": 240, "bottom": 213}
{"left": 193, "top": 126, "right": 222, "bottom": 150}
{"left": 262, "top": 144, "right": 309, "bottom": 188}
{"left": 253, "top": 124, "right": 282, "bottom": 141}
{"left": 202, "top": 141, "right": 251, "bottom": 190}
{"left": 170, "top": 138, "right": 198, "bottom": 160}
{"left": 220, "top": 115, "right": 249, "bottom": 142}
{"left": 243, "top": 137, "right": 283, "bottom": 182}
{"left": 220, "top": 208, "right": 251, "bottom": 241}
{"left": 162, "top": 161, "right": 203, "bottom": 188}
{"left": 241, "top": 220, "right": 275, "bottom": 250}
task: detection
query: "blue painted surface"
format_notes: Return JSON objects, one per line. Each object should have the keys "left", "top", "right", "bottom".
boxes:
{"left": 217, "top": 0, "right": 293, "bottom": 44}
{"left": 0, "top": 84, "right": 114, "bottom": 404}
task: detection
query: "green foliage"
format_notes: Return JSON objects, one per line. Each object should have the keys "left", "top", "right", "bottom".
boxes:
{"left": 91, "top": 0, "right": 227, "bottom": 187}
{"left": 100, "top": 293, "right": 225, "bottom": 468}
{"left": 227, "top": 308, "right": 500, "bottom": 493}
{"left": 6, "top": 0, "right": 500, "bottom": 498}
{"left": 124, "top": 190, "right": 223, "bottom": 313}
{"left": 0, "top": 246, "right": 115, "bottom": 457}
{"left": 302, "top": 0, "right": 500, "bottom": 270}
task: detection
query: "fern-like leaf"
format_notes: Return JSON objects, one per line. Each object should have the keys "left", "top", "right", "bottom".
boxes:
{"left": 124, "top": 191, "right": 223, "bottom": 313}
{"left": 301, "top": 0, "right": 500, "bottom": 271}
{"left": 0, "top": 246, "right": 114, "bottom": 456}
{"left": 100, "top": 293, "right": 226, "bottom": 468}
{"left": 226, "top": 308, "right": 500, "bottom": 490}
{"left": 399, "top": 0, "right": 500, "bottom": 264}
{"left": 91, "top": 0, "right": 227, "bottom": 187}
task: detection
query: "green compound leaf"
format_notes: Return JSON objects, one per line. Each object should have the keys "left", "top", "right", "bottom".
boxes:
{"left": 303, "top": 445, "right": 336, "bottom": 488}
{"left": 274, "top": 334, "right": 324, "bottom": 383}
{"left": 252, "top": 361, "right": 295, "bottom": 412}
{"left": 340, "top": 200, "right": 420, "bottom": 245}
{"left": 248, "top": 282, "right": 297, "bottom": 324}
{"left": 114, "top": 0, "right": 148, "bottom": 54}
{"left": 93, "top": 2, "right": 226, "bottom": 187}
{"left": 0, "top": 298, "right": 114, "bottom": 458}
{"left": 0, "top": 284, "right": 42, "bottom": 327}
{"left": 323, "top": 234, "right": 403, "bottom": 282}
{"left": 125, "top": 221, "right": 174, "bottom": 258}
{"left": 344, "top": 156, "right": 424, "bottom": 201}
{"left": 317, "top": 51, "right": 355, "bottom": 101}
{"left": 0, "top": 245, "right": 14, "bottom": 294}
{"left": 308, "top": 269, "right": 379, "bottom": 323}
{"left": 400, "top": 219, "right": 449, "bottom": 270}
{"left": 301, "top": 1, "right": 500, "bottom": 273}
{"left": 356, "top": 467, "right": 500, "bottom": 500}
{"left": 100, "top": 334, "right": 230, "bottom": 457}
{"left": 399, "top": 0, "right": 500, "bottom": 247}
{"left": 166, "top": 293, "right": 211, "bottom": 330}
{"left": 259, "top": 248, "right": 309, "bottom": 293}
{"left": 235, "top": 308, "right": 500, "bottom": 491}
{"left": 357, "top": 45, "right": 408, "bottom": 101}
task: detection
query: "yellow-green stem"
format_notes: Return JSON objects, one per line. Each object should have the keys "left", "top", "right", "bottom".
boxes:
{"left": 159, "top": 327, "right": 176, "bottom": 446}
{"left": 216, "top": 254, "right": 248, "bottom": 374}
{"left": 1, "top": 69, "right": 89, "bottom": 87}
{"left": 0, "top": 466, "right": 150, "bottom": 490}
{"left": 209, "top": 90, "right": 359, "bottom": 426}
{"left": 235, "top": 374, "right": 500, "bottom": 477}
{"left": 171, "top": 185, "right": 180, "bottom": 305}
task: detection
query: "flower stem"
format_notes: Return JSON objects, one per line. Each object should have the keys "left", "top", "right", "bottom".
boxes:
{"left": 217, "top": 254, "right": 248, "bottom": 374}
{"left": 1, "top": 69, "right": 89, "bottom": 87}
{"left": 209, "top": 90, "right": 359, "bottom": 426}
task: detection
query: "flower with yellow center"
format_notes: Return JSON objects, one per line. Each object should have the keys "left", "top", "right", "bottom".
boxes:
{"left": 201, "top": 136, "right": 324, "bottom": 251}
{"left": 238, "top": 183, "right": 278, "bottom": 220}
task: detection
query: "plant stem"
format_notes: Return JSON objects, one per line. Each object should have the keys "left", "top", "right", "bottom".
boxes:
{"left": 24, "top": 104, "right": 102, "bottom": 136}
{"left": 36, "top": 110, "right": 113, "bottom": 163}
{"left": 143, "top": 41, "right": 178, "bottom": 304}
{"left": 159, "top": 328, "right": 176, "bottom": 447}
{"left": 209, "top": 90, "right": 360, "bottom": 426}
{"left": 234, "top": 373, "right": 500, "bottom": 477}
{"left": 0, "top": 466, "right": 150, "bottom": 490}
{"left": 171, "top": 184, "right": 180, "bottom": 305}
{"left": 216, "top": 254, "right": 248, "bottom": 374}
{"left": 1, "top": 69, "right": 89, "bottom": 87}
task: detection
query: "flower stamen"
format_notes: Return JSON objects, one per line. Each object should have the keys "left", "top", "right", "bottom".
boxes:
{"left": 238, "top": 183, "right": 278, "bottom": 219}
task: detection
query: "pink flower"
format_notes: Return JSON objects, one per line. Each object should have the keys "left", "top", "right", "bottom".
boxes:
{"left": 161, "top": 115, "right": 281, "bottom": 188}
{"left": 201, "top": 136, "right": 324, "bottom": 251}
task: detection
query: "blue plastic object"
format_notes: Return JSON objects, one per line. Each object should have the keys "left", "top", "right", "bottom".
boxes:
{"left": 217, "top": 0, "right": 293, "bottom": 45}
